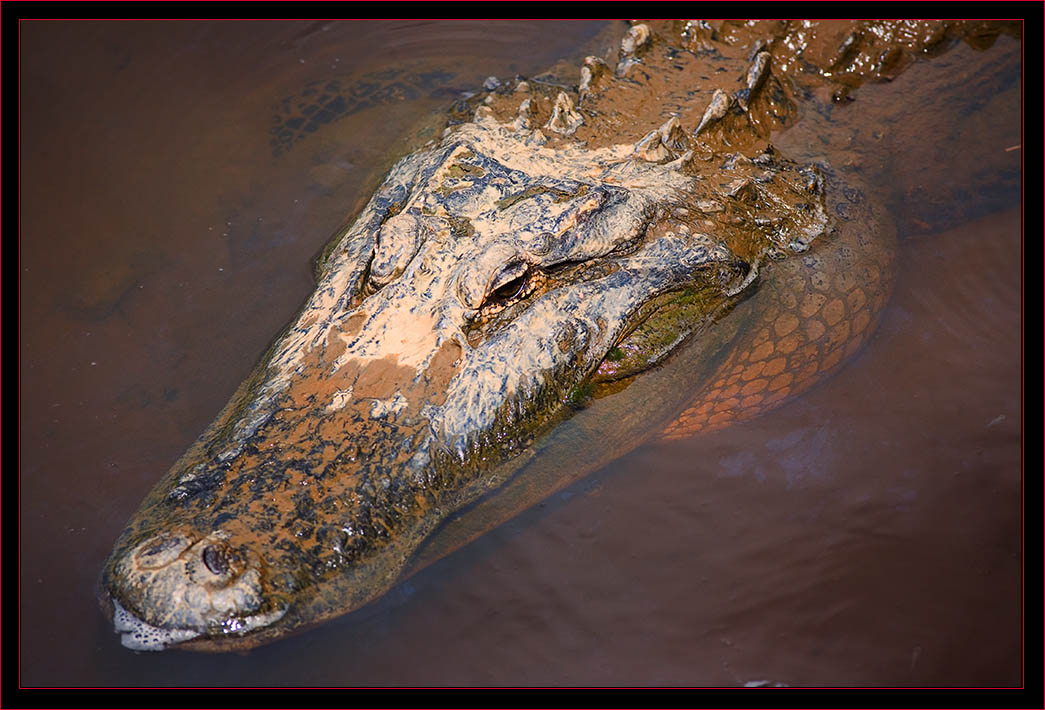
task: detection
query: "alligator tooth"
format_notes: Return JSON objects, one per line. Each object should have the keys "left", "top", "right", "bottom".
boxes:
{"left": 544, "top": 91, "right": 584, "bottom": 136}
{"left": 694, "top": 89, "right": 732, "bottom": 135}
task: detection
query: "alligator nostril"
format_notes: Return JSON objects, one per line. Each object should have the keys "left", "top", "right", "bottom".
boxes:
{"left": 202, "top": 545, "right": 229, "bottom": 576}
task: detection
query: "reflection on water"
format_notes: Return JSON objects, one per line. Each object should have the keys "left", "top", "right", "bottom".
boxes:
{"left": 20, "top": 21, "right": 1021, "bottom": 686}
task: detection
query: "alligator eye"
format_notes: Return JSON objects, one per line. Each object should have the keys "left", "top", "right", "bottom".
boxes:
{"left": 492, "top": 273, "right": 527, "bottom": 301}
{"left": 484, "top": 262, "right": 532, "bottom": 308}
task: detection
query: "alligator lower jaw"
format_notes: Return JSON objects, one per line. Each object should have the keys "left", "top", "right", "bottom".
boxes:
{"left": 105, "top": 595, "right": 288, "bottom": 652}
{"left": 108, "top": 598, "right": 201, "bottom": 651}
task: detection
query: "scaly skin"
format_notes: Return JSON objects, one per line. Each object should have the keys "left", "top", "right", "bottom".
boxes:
{"left": 657, "top": 17, "right": 1018, "bottom": 436}
{"left": 662, "top": 175, "right": 897, "bottom": 438}
{"left": 100, "top": 19, "right": 1012, "bottom": 652}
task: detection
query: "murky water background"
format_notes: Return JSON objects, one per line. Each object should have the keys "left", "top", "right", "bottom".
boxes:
{"left": 20, "top": 21, "right": 1022, "bottom": 687}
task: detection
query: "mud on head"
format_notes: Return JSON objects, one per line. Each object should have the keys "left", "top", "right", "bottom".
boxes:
{"left": 100, "top": 103, "right": 827, "bottom": 650}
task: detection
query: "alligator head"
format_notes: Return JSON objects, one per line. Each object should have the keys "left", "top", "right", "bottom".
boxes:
{"left": 100, "top": 38, "right": 833, "bottom": 651}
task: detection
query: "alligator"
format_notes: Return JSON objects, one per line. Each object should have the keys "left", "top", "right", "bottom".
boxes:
{"left": 99, "top": 19, "right": 1018, "bottom": 651}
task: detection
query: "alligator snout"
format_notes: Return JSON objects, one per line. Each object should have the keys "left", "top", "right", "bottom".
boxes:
{"left": 104, "top": 529, "right": 285, "bottom": 650}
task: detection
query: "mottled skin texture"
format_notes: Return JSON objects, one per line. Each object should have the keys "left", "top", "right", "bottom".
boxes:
{"left": 662, "top": 171, "right": 895, "bottom": 437}
{"left": 101, "top": 19, "right": 1012, "bottom": 652}
{"left": 647, "top": 19, "right": 1013, "bottom": 436}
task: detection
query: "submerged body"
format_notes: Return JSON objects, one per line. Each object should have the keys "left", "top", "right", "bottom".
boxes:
{"left": 99, "top": 20, "right": 1014, "bottom": 651}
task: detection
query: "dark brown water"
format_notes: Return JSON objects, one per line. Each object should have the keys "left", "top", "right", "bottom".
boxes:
{"left": 19, "top": 21, "right": 1022, "bottom": 687}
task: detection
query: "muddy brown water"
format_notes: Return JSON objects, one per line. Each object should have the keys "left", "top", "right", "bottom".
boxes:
{"left": 19, "top": 21, "right": 1021, "bottom": 687}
